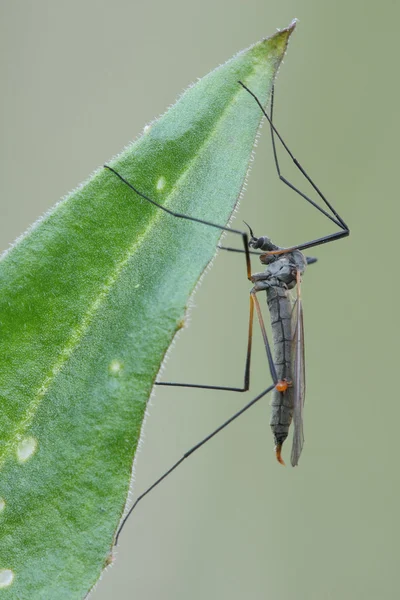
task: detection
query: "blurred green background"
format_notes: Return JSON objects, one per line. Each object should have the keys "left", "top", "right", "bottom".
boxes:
{"left": 1, "top": 1, "right": 398, "bottom": 599}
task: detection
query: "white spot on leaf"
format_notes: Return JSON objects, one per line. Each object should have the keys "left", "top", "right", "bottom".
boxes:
{"left": 156, "top": 176, "right": 166, "bottom": 191}
{"left": 109, "top": 360, "right": 123, "bottom": 375}
{"left": 16, "top": 437, "right": 37, "bottom": 462}
{"left": 143, "top": 124, "right": 151, "bottom": 134}
{"left": 0, "top": 569, "right": 14, "bottom": 588}
{"left": 0, "top": 498, "right": 5, "bottom": 513}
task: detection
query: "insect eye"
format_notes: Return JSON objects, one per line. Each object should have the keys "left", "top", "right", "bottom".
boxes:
{"left": 249, "top": 236, "right": 264, "bottom": 249}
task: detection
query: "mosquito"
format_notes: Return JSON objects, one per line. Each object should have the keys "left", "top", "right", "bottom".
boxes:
{"left": 104, "top": 81, "right": 349, "bottom": 543}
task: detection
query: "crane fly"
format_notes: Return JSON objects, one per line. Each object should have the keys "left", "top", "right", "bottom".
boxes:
{"left": 248, "top": 231, "right": 307, "bottom": 467}
{"left": 104, "top": 80, "right": 349, "bottom": 543}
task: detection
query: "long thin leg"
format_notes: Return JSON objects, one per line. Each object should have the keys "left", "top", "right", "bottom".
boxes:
{"left": 157, "top": 294, "right": 254, "bottom": 392}
{"left": 268, "top": 87, "right": 343, "bottom": 229}
{"left": 104, "top": 165, "right": 253, "bottom": 280}
{"left": 268, "top": 85, "right": 348, "bottom": 230}
{"left": 115, "top": 382, "right": 275, "bottom": 545}
{"left": 238, "top": 82, "right": 350, "bottom": 254}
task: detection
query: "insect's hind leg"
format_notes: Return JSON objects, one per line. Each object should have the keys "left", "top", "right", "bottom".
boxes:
{"left": 115, "top": 382, "right": 275, "bottom": 545}
{"left": 238, "top": 82, "right": 349, "bottom": 254}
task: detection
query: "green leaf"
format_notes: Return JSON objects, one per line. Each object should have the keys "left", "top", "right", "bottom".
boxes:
{"left": 0, "top": 22, "right": 295, "bottom": 599}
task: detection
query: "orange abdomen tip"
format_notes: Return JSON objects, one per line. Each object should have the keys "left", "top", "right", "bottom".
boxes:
{"left": 275, "top": 380, "right": 288, "bottom": 393}
{"left": 275, "top": 444, "right": 285, "bottom": 466}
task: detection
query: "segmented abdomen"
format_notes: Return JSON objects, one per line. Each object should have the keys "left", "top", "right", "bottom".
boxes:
{"left": 267, "top": 285, "right": 294, "bottom": 448}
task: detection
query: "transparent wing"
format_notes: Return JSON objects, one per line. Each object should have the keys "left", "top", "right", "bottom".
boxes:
{"left": 290, "top": 271, "right": 306, "bottom": 467}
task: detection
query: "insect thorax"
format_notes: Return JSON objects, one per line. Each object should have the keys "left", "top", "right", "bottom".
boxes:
{"left": 260, "top": 249, "right": 306, "bottom": 290}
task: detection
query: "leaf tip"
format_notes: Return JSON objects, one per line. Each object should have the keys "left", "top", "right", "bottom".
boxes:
{"left": 253, "top": 19, "right": 297, "bottom": 69}
{"left": 285, "top": 17, "right": 298, "bottom": 34}
{"left": 269, "top": 18, "right": 297, "bottom": 49}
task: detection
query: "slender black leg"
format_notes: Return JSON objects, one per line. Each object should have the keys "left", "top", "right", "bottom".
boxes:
{"left": 104, "top": 165, "right": 253, "bottom": 280}
{"left": 115, "top": 382, "right": 275, "bottom": 545}
{"left": 238, "top": 82, "right": 350, "bottom": 254}
{"left": 157, "top": 293, "right": 254, "bottom": 392}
